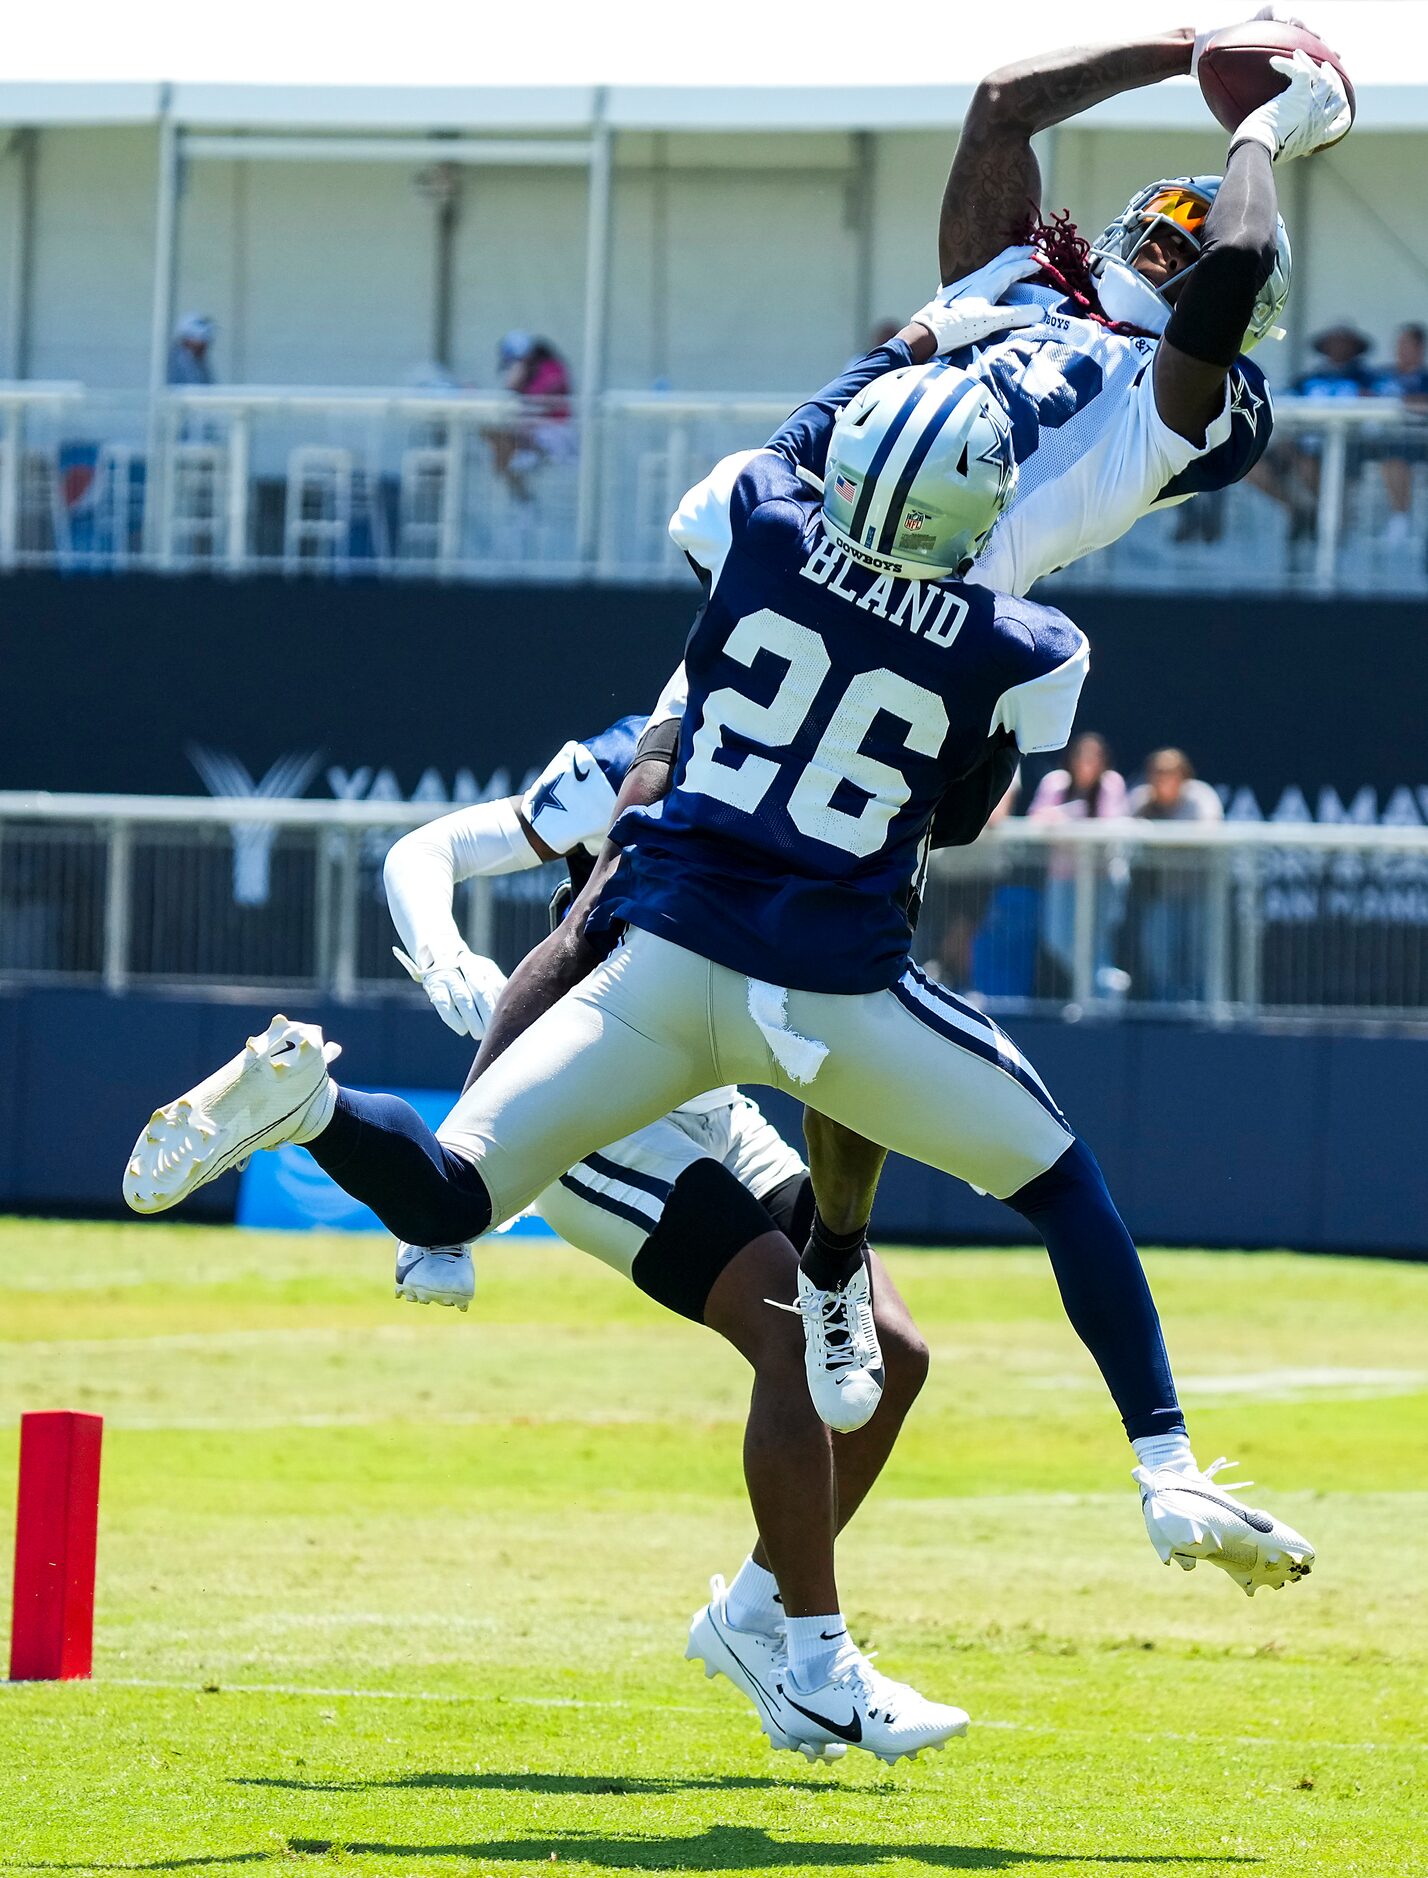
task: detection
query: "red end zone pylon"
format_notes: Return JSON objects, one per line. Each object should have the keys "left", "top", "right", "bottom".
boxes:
{"left": 9, "top": 1412, "right": 103, "bottom": 1681}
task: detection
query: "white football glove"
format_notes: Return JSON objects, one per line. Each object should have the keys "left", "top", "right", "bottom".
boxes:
{"left": 910, "top": 245, "right": 1046, "bottom": 355}
{"left": 1191, "top": 7, "right": 1307, "bottom": 78}
{"left": 393, "top": 945, "right": 509, "bottom": 1040}
{"left": 1230, "top": 46, "right": 1352, "bottom": 161}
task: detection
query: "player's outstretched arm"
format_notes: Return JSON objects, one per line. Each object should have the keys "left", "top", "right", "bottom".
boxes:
{"left": 384, "top": 797, "right": 546, "bottom": 1039}
{"left": 939, "top": 29, "right": 1194, "bottom": 281}
{"left": 1152, "top": 140, "right": 1280, "bottom": 441}
{"left": 1156, "top": 48, "right": 1351, "bottom": 440}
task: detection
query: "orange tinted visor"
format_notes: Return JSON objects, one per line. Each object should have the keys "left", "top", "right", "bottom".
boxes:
{"left": 1140, "top": 189, "right": 1211, "bottom": 240}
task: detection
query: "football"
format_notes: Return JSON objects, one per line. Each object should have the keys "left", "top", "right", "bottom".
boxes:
{"left": 1197, "top": 20, "right": 1355, "bottom": 148}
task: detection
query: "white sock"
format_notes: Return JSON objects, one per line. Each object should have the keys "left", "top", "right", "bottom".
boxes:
{"left": 784, "top": 1613, "right": 851, "bottom": 1692}
{"left": 1133, "top": 1431, "right": 1198, "bottom": 1476}
{"left": 723, "top": 1557, "right": 782, "bottom": 1638}
{"left": 291, "top": 1075, "right": 337, "bottom": 1145}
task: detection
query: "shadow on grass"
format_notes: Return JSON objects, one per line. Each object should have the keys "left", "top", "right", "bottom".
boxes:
{"left": 307, "top": 1834, "right": 1256, "bottom": 1871}
{"left": 10, "top": 1830, "right": 1261, "bottom": 1872}
{"left": 7, "top": 1860, "right": 267, "bottom": 1873}
{"left": 236, "top": 1769, "right": 799, "bottom": 1795}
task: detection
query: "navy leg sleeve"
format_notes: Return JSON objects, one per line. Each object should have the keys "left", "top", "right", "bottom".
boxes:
{"left": 305, "top": 1088, "right": 494, "bottom": 1245}
{"left": 1006, "top": 1137, "right": 1184, "bottom": 1442}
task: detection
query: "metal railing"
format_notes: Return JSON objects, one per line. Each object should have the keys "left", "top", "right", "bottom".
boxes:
{"left": 3, "top": 793, "right": 1427, "bottom": 1027}
{"left": 0, "top": 383, "right": 1424, "bottom": 594}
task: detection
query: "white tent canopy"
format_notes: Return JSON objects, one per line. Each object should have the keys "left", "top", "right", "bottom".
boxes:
{"left": 3, "top": 0, "right": 1425, "bottom": 125}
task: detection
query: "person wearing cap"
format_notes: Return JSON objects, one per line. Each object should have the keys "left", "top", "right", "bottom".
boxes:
{"left": 167, "top": 314, "right": 216, "bottom": 387}
{"left": 1292, "top": 322, "right": 1377, "bottom": 398}
{"left": 487, "top": 331, "right": 572, "bottom": 503}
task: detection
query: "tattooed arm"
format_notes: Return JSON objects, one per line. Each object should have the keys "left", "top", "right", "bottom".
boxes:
{"left": 939, "top": 31, "right": 1195, "bottom": 282}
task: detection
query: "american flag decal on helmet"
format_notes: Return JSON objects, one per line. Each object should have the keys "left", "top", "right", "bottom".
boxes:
{"left": 833, "top": 472, "right": 858, "bottom": 502}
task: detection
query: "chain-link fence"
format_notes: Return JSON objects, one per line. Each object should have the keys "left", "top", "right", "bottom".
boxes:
{"left": 3, "top": 794, "right": 1427, "bottom": 1026}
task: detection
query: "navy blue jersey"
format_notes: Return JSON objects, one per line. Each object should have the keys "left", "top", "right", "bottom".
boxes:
{"left": 593, "top": 365, "right": 1087, "bottom": 993}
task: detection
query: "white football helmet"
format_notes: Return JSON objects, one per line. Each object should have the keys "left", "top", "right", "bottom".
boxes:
{"left": 1091, "top": 176, "right": 1291, "bottom": 351}
{"left": 821, "top": 363, "right": 1016, "bottom": 581}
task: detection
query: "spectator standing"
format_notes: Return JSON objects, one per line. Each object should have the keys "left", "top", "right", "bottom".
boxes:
{"left": 1372, "top": 323, "right": 1428, "bottom": 547}
{"left": 1027, "top": 733, "right": 1128, "bottom": 997}
{"left": 487, "top": 331, "right": 573, "bottom": 504}
{"left": 166, "top": 314, "right": 216, "bottom": 387}
{"left": 1126, "top": 750, "right": 1223, "bottom": 1005}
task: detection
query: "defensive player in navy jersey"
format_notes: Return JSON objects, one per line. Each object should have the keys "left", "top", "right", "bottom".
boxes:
{"left": 926, "top": 11, "right": 1351, "bottom": 598}
{"left": 123, "top": 287, "right": 1315, "bottom": 1757}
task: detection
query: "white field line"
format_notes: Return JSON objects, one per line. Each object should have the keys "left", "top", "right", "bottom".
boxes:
{"left": 95, "top": 1677, "right": 708, "bottom": 1715}
{"left": 1023, "top": 1366, "right": 1428, "bottom": 1401}
{"left": 3, "top": 1325, "right": 482, "bottom": 1355}
{"left": 10, "top": 1677, "right": 1418, "bottom": 1755}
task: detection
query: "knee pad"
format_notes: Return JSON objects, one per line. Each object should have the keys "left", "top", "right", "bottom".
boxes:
{"left": 631, "top": 1157, "right": 782, "bottom": 1324}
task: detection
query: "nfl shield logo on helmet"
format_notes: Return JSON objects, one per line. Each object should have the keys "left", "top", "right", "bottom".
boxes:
{"left": 902, "top": 510, "right": 927, "bottom": 533}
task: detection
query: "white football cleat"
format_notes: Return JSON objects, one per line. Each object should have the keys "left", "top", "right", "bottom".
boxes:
{"left": 772, "top": 1648, "right": 968, "bottom": 1766}
{"left": 1135, "top": 1457, "right": 1315, "bottom": 1597}
{"left": 122, "top": 1016, "right": 339, "bottom": 1215}
{"left": 685, "top": 1576, "right": 845, "bottom": 1764}
{"left": 773, "top": 1264, "right": 884, "bottom": 1433}
{"left": 395, "top": 1242, "right": 474, "bottom": 1312}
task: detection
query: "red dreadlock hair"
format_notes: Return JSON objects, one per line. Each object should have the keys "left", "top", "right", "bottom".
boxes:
{"left": 1011, "top": 205, "right": 1161, "bottom": 339}
{"left": 1012, "top": 206, "right": 1106, "bottom": 320}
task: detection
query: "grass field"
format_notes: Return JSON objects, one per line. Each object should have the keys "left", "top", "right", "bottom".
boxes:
{"left": 0, "top": 1218, "right": 1424, "bottom": 1878}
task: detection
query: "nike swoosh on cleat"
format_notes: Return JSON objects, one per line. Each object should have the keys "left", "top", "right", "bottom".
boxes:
{"left": 1165, "top": 1484, "right": 1277, "bottom": 1534}
{"left": 571, "top": 758, "right": 590, "bottom": 781}
{"left": 782, "top": 1692, "right": 863, "bottom": 1744}
{"left": 710, "top": 1617, "right": 782, "bottom": 1714}
{"left": 271, "top": 1040, "right": 298, "bottom": 1056}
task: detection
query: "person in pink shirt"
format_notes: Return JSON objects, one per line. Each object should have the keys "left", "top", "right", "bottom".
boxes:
{"left": 1027, "top": 733, "right": 1128, "bottom": 997}
{"left": 487, "top": 331, "right": 573, "bottom": 503}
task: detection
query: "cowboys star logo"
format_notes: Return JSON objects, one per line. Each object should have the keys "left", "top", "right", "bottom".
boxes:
{"left": 976, "top": 431, "right": 1016, "bottom": 504}
{"left": 1229, "top": 370, "right": 1265, "bottom": 438}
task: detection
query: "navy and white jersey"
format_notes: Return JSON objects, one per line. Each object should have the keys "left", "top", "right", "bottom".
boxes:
{"left": 520, "top": 714, "right": 644, "bottom": 858}
{"left": 955, "top": 282, "right": 1272, "bottom": 596}
{"left": 594, "top": 355, "right": 1088, "bottom": 995}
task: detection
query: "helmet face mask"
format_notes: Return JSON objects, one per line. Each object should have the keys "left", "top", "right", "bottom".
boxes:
{"left": 821, "top": 364, "right": 1017, "bottom": 582}
{"left": 1091, "top": 175, "right": 1291, "bottom": 351}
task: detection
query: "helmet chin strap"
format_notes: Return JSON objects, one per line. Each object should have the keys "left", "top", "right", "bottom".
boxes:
{"left": 1093, "top": 256, "right": 1172, "bottom": 336}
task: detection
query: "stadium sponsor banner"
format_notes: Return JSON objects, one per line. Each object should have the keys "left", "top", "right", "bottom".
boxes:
{"left": 2, "top": 574, "right": 1426, "bottom": 811}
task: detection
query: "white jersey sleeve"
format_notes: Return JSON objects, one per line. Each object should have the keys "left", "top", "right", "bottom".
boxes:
{"left": 989, "top": 633, "right": 1090, "bottom": 755}
{"left": 645, "top": 663, "right": 689, "bottom": 732}
{"left": 383, "top": 796, "right": 535, "bottom": 969}
{"left": 668, "top": 449, "right": 766, "bottom": 588}
{"left": 521, "top": 739, "right": 620, "bottom": 856}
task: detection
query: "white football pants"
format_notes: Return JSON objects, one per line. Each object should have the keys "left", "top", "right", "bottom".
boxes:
{"left": 436, "top": 928, "right": 1073, "bottom": 1231}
